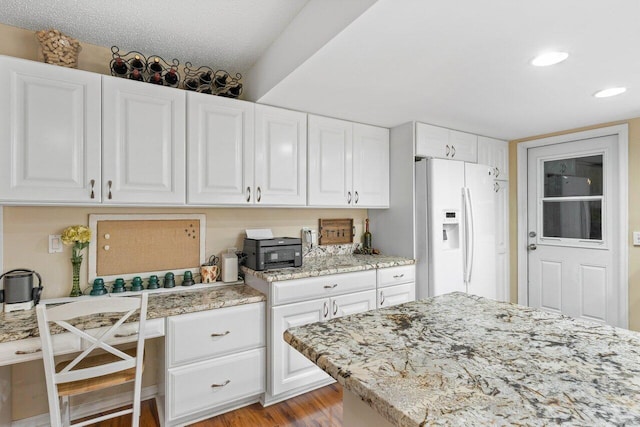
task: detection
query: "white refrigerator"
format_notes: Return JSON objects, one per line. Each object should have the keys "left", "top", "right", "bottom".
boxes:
{"left": 415, "top": 158, "right": 496, "bottom": 300}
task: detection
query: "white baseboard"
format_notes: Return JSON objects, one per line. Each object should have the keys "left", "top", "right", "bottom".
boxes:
{"left": 12, "top": 385, "right": 158, "bottom": 427}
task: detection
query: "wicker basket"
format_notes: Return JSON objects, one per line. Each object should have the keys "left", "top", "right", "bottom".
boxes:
{"left": 36, "top": 29, "right": 81, "bottom": 68}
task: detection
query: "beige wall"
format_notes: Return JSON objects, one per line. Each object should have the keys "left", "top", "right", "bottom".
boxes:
{"left": 0, "top": 22, "right": 371, "bottom": 420}
{"left": 509, "top": 118, "right": 640, "bottom": 331}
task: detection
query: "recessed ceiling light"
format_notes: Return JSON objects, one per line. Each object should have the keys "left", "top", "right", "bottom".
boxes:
{"left": 593, "top": 87, "right": 627, "bottom": 98}
{"left": 531, "top": 51, "right": 569, "bottom": 67}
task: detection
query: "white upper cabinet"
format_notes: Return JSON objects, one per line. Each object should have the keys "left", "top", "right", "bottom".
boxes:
{"left": 0, "top": 55, "right": 102, "bottom": 203}
{"left": 187, "top": 92, "right": 254, "bottom": 205}
{"left": 307, "top": 115, "right": 353, "bottom": 206}
{"left": 416, "top": 123, "right": 477, "bottom": 163}
{"left": 254, "top": 105, "right": 307, "bottom": 206}
{"left": 352, "top": 123, "right": 389, "bottom": 207}
{"left": 478, "top": 136, "right": 509, "bottom": 179}
{"left": 102, "top": 76, "right": 186, "bottom": 205}
{"left": 308, "top": 115, "right": 389, "bottom": 208}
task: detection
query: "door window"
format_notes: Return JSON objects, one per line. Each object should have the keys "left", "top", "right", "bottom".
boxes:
{"left": 541, "top": 154, "right": 604, "bottom": 243}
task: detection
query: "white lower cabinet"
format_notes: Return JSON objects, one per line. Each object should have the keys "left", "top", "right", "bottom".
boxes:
{"left": 377, "top": 265, "right": 416, "bottom": 308}
{"left": 164, "top": 302, "right": 266, "bottom": 426}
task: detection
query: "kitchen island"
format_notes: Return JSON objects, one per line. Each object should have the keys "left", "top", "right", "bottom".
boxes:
{"left": 284, "top": 292, "right": 640, "bottom": 426}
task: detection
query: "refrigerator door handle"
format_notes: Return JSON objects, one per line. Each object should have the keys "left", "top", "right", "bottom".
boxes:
{"left": 464, "top": 187, "right": 475, "bottom": 285}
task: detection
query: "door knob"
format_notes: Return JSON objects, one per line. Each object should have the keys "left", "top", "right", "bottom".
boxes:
{"left": 529, "top": 231, "right": 537, "bottom": 238}
{"left": 528, "top": 243, "right": 537, "bottom": 251}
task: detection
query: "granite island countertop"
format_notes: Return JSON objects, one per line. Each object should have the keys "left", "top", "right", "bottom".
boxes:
{"left": 284, "top": 292, "right": 640, "bottom": 426}
{"left": 0, "top": 283, "right": 265, "bottom": 344}
{"left": 242, "top": 254, "right": 415, "bottom": 282}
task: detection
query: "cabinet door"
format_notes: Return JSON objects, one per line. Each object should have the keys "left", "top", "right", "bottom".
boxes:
{"left": 254, "top": 105, "right": 307, "bottom": 206}
{"left": 478, "top": 136, "right": 508, "bottom": 179}
{"left": 0, "top": 56, "right": 101, "bottom": 203}
{"left": 352, "top": 123, "right": 389, "bottom": 207}
{"left": 331, "top": 290, "right": 376, "bottom": 318}
{"left": 495, "top": 180, "right": 509, "bottom": 302}
{"left": 187, "top": 92, "right": 254, "bottom": 204}
{"left": 378, "top": 282, "right": 416, "bottom": 308}
{"left": 271, "top": 299, "right": 330, "bottom": 396}
{"left": 307, "top": 115, "right": 352, "bottom": 206}
{"left": 449, "top": 130, "right": 477, "bottom": 163}
{"left": 102, "top": 76, "right": 186, "bottom": 204}
{"left": 415, "top": 123, "right": 448, "bottom": 158}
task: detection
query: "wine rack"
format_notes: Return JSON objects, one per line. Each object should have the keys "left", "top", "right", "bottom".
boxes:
{"left": 109, "top": 46, "right": 243, "bottom": 98}
{"left": 183, "top": 62, "right": 243, "bottom": 98}
{"left": 110, "top": 46, "right": 180, "bottom": 87}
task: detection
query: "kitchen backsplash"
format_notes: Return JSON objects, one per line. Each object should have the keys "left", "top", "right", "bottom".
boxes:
{"left": 303, "top": 242, "right": 361, "bottom": 257}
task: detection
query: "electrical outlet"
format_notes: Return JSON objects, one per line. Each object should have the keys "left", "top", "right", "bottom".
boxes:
{"left": 49, "top": 234, "right": 63, "bottom": 253}
{"left": 301, "top": 227, "right": 318, "bottom": 246}
{"left": 633, "top": 231, "right": 640, "bottom": 246}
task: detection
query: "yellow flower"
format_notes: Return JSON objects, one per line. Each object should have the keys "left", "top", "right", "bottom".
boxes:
{"left": 61, "top": 225, "right": 92, "bottom": 245}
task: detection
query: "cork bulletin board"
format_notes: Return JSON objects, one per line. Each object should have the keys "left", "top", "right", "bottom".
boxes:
{"left": 88, "top": 214, "right": 206, "bottom": 282}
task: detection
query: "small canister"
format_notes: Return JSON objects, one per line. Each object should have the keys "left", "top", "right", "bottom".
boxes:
{"left": 201, "top": 255, "right": 219, "bottom": 283}
{"left": 221, "top": 250, "right": 238, "bottom": 283}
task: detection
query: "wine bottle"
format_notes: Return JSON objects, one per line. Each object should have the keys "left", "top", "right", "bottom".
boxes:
{"left": 164, "top": 68, "right": 178, "bottom": 87}
{"left": 129, "top": 55, "right": 145, "bottom": 72}
{"left": 214, "top": 72, "right": 228, "bottom": 88}
{"left": 199, "top": 71, "right": 212, "bottom": 85}
{"left": 148, "top": 72, "right": 163, "bottom": 85}
{"left": 184, "top": 78, "right": 198, "bottom": 91}
{"left": 149, "top": 57, "right": 163, "bottom": 74}
{"left": 363, "top": 218, "right": 372, "bottom": 250}
{"left": 129, "top": 69, "right": 143, "bottom": 81}
{"left": 111, "top": 57, "right": 128, "bottom": 76}
{"left": 227, "top": 83, "right": 242, "bottom": 98}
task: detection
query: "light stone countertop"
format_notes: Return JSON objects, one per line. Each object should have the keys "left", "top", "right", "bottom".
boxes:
{"left": 242, "top": 254, "right": 415, "bottom": 282}
{"left": 0, "top": 283, "right": 265, "bottom": 344}
{"left": 284, "top": 292, "right": 640, "bottom": 426}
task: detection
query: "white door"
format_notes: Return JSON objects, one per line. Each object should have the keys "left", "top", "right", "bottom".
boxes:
{"left": 331, "top": 290, "right": 376, "bottom": 318}
{"left": 378, "top": 283, "right": 416, "bottom": 308}
{"left": 307, "top": 115, "right": 352, "bottom": 206}
{"left": 527, "top": 135, "right": 619, "bottom": 325}
{"left": 102, "top": 76, "right": 186, "bottom": 204}
{"left": 254, "top": 105, "right": 307, "bottom": 206}
{"left": 352, "top": 123, "right": 389, "bottom": 207}
{"left": 187, "top": 92, "right": 254, "bottom": 205}
{"left": 270, "top": 299, "right": 330, "bottom": 396}
{"left": 464, "top": 163, "right": 497, "bottom": 300}
{"left": 0, "top": 56, "right": 101, "bottom": 203}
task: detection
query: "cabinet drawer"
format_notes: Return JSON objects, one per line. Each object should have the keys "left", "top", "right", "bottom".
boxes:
{"left": 377, "top": 265, "right": 415, "bottom": 288}
{"left": 378, "top": 282, "right": 416, "bottom": 308}
{"left": 167, "top": 347, "right": 265, "bottom": 420}
{"left": 0, "top": 333, "right": 80, "bottom": 366}
{"left": 83, "top": 318, "right": 165, "bottom": 349}
{"left": 272, "top": 270, "right": 376, "bottom": 306}
{"left": 167, "top": 302, "right": 265, "bottom": 367}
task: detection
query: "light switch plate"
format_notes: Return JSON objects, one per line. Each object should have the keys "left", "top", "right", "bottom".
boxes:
{"left": 49, "top": 234, "right": 63, "bottom": 253}
{"left": 634, "top": 231, "right": 640, "bottom": 246}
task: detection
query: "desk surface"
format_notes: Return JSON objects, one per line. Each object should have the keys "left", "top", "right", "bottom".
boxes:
{"left": 0, "top": 283, "right": 265, "bottom": 344}
{"left": 285, "top": 292, "right": 640, "bottom": 427}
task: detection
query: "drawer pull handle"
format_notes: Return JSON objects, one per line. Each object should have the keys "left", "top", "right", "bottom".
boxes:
{"left": 324, "top": 284, "right": 338, "bottom": 289}
{"left": 108, "top": 180, "right": 113, "bottom": 200}
{"left": 211, "top": 380, "right": 231, "bottom": 388}
{"left": 393, "top": 274, "right": 405, "bottom": 279}
{"left": 16, "top": 348, "right": 42, "bottom": 355}
{"left": 90, "top": 179, "right": 95, "bottom": 199}
{"left": 380, "top": 290, "right": 385, "bottom": 306}
{"left": 323, "top": 301, "right": 329, "bottom": 318}
{"left": 114, "top": 331, "right": 138, "bottom": 338}
{"left": 332, "top": 300, "right": 338, "bottom": 316}
{"left": 211, "top": 331, "right": 231, "bottom": 337}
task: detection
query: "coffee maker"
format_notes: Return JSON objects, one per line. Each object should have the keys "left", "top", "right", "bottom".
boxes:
{"left": 0, "top": 269, "right": 43, "bottom": 313}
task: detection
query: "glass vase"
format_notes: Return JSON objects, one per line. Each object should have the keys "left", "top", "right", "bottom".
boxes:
{"left": 70, "top": 258, "right": 83, "bottom": 297}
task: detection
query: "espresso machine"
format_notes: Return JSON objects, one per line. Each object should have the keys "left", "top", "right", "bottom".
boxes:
{"left": 0, "top": 269, "right": 43, "bottom": 313}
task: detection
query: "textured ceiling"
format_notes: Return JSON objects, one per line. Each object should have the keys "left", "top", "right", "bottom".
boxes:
{"left": 259, "top": 0, "right": 640, "bottom": 140}
{"left": 0, "top": 0, "right": 308, "bottom": 74}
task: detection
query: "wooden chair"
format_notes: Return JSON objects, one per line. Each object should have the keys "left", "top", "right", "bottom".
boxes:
{"left": 36, "top": 293, "right": 149, "bottom": 427}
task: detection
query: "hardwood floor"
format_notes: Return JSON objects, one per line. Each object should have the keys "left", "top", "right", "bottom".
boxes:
{"left": 83, "top": 384, "right": 342, "bottom": 427}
